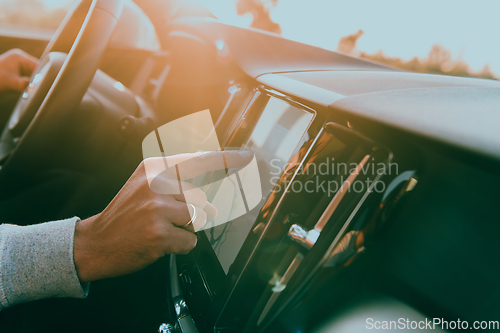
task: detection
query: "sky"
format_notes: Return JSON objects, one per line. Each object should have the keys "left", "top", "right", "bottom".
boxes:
{"left": 199, "top": 0, "right": 500, "bottom": 76}
{"left": 3, "top": 0, "right": 499, "bottom": 76}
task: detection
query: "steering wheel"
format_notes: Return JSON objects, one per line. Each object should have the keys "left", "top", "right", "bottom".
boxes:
{"left": 0, "top": 0, "right": 123, "bottom": 179}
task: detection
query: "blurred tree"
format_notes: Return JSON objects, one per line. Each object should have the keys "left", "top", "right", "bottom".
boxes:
{"left": 338, "top": 31, "right": 497, "bottom": 80}
{"left": 337, "top": 29, "right": 363, "bottom": 54}
{"left": 236, "top": 0, "right": 281, "bottom": 34}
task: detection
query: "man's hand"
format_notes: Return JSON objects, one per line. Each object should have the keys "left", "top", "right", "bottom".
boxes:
{"left": 0, "top": 49, "right": 38, "bottom": 93}
{"left": 73, "top": 150, "right": 253, "bottom": 282}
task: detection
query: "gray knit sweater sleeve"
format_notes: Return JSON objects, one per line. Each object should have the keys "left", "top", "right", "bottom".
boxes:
{"left": 0, "top": 217, "right": 89, "bottom": 310}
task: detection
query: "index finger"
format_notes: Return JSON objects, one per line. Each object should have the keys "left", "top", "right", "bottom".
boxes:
{"left": 174, "top": 150, "right": 254, "bottom": 180}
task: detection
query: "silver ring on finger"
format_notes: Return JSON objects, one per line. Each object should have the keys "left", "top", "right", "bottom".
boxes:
{"left": 183, "top": 204, "right": 197, "bottom": 227}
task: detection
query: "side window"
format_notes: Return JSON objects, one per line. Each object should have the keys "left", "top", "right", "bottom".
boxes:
{"left": 0, "top": 0, "right": 71, "bottom": 32}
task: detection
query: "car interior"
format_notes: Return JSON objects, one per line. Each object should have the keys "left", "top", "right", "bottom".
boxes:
{"left": 0, "top": 0, "right": 499, "bottom": 332}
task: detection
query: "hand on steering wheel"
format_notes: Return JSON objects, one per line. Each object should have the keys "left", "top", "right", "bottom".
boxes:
{"left": 0, "top": 0, "right": 123, "bottom": 175}
{"left": 0, "top": 49, "right": 38, "bottom": 93}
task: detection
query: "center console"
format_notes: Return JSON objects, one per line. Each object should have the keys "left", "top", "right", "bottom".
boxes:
{"left": 165, "top": 87, "right": 394, "bottom": 333}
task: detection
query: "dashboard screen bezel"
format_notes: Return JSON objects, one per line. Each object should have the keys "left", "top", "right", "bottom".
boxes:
{"left": 203, "top": 90, "right": 317, "bottom": 274}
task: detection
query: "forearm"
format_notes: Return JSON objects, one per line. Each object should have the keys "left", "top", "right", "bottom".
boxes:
{"left": 0, "top": 217, "right": 89, "bottom": 310}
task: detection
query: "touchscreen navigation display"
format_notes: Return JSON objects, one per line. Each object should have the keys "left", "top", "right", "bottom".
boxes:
{"left": 203, "top": 95, "right": 314, "bottom": 273}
